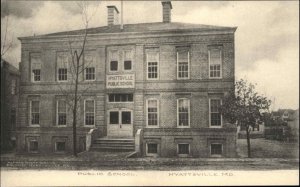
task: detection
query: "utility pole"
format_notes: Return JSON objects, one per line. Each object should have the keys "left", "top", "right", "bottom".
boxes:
{"left": 120, "top": 0, "right": 124, "bottom": 30}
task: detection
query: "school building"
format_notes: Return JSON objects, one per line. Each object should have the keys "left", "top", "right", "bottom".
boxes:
{"left": 16, "top": 1, "right": 237, "bottom": 157}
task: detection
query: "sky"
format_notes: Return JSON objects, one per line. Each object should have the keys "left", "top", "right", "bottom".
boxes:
{"left": 1, "top": 0, "right": 299, "bottom": 110}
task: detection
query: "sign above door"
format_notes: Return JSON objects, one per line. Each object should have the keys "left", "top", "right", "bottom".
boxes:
{"left": 106, "top": 74, "right": 135, "bottom": 89}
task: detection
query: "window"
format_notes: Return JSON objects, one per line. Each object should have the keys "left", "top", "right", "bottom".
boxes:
{"left": 122, "top": 111, "right": 131, "bottom": 124}
{"left": 177, "top": 99, "right": 190, "bottom": 127}
{"left": 11, "top": 79, "right": 16, "bottom": 95}
{"left": 147, "top": 99, "right": 158, "bottom": 127}
{"left": 177, "top": 50, "right": 189, "bottom": 79}
{"left": 109, "top": 110, "right": 132, "bottom": 125}
{"left": 57, "top": 54, "right": 68, "bottom": 81}
{"left": 31, "top": 101, "right": 40, "bottom": 125}
{"left": 147, "top": 143, "right": 158, "bottom": 154}
{"left": 108, "top": 94, "right": 133, "bottom": 102}
{"left": 55, "top": 141, "right": 66, "bottom": 152}
{"left": 110, "top": 50, "right": 118, "bottom": 71}
{"left": 31, "top": 54, "right": 41, "bottom": 82}
{"left": 210, "top": 99, "right": 222, "bottom": 127}
{"left": 29, "top": 140, "right": 38, "bottom": 152}
{"left": 109, "top": 111, "right": 119, "bottom": 124}
{"left": 85, "top": 67, "right": 95, "bottom": 81}
{"left": 209, "top": 49, "right": 222, "bottom": 78}
{"left": 57, "top": 100, "right": 67, "bottom": 126}
{"left": 178, "top": 143, "right": 190, "bottom": 155}
{"left": 123, "top": 50, "right": 132, "bottom": 71}
{"left": 210, "top": 143, "right": 223, "bottom": 156}
{"left": 85, "top": 100, "right": 95, "bottom": 126}
{"left": 147, "top": 52, "right": 159, "bottom": 80}
{"left": 84, "top": 55, "right": 95, "bottom": 81}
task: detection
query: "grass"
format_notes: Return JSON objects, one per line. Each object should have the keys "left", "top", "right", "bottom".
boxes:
{"left": 237, "top": 138, "right": 299, "bottom": 158}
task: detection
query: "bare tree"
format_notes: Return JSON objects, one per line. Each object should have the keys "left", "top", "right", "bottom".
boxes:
{"left": 1, "top": 0, "right": 14, "bottom": 59}
{"left": 57, "top": 1, "right": 100, "bottom": 156}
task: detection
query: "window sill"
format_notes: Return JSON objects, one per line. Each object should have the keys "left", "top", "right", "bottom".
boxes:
{"left": 146, "top": 153, "right": 159, "bottom": 157}
{"left": 209, "top": 126, "right": 223, "bottom": 128}
{"left": 178, "top": 154, "right": 190, "bottom": 158}
{"left": 84, "top": 125, "right": 95, "bottom": 127}
{"left": 55, "top": 151, "right": 66, "bottom": 154}
{"left": 209, "top": 77, "right": 223, "bottom": 79}
{"left": 177, "top": 126, "right": 190, "bottom": 128}
{"left": 210, "top": 154, "right": 222, "bottom": 158}
{"left": 146, "top": 126, "right": 159, "bottom": 128}
{"left": 56, "top": 125, "right": 67, "bottom": 127}
{"left": 84, "top": 79, "right": 96, "bottom": 82}
{"left": 177, "top": 78, "right": 190, "bottom": 80}
{"left": 29, "top": 125, "right": 40, "bottom": 127}
{"left": 28, "top": 151, "right": 39, "bottom": 154}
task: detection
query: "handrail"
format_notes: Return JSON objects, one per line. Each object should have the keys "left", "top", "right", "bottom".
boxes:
{"left": 134, "top": 129, "right": 143, "bottom": 156}
{"left": 86, "top": 128, "right": 100, "bottom": 151}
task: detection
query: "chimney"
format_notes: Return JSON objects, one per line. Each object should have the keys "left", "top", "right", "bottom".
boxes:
{"left": 161, "top": 1, "right": 172, "bottom": 23}
{"left": 107, "top": 6, "right": 119, "bottom": 26}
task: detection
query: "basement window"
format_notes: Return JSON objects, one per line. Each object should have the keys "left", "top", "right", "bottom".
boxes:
{"left": 147, "top": 143, "right": 158, "bottom": 155}
{"left": 29, "top": 140, "right": 38, "bottom": 153}
{"left": 55, "top": 141, "right": 66, "bottom": 152}
{"left": 210, "top": 143, "right": 223, "bottom": 157}
{"left": 178, "top": 143, "right": 190, "bottom": 155}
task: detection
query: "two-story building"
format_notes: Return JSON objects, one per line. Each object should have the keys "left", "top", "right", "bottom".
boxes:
{"left": 1, "top": 59, "right": 20, "bottom": 151}
{"left": 16, "top": 1, "right": 237, "bottom": 157}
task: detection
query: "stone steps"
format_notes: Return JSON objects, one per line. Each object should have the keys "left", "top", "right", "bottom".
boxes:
{"left": 90, "top": 137, "right": 135, "bottom": 152}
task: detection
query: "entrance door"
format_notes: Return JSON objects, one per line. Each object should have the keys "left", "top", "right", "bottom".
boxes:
{"left": 107, "top": 109, "right": 133, "bottom": 137}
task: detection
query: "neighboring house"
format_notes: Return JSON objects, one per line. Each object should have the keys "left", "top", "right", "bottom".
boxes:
{"left": 271, "top": 109, "right": 295, "bottom": 122}
{"left": 1, "top": 58, "right": 20, "bottom": 151}
{"left": 264, "top": 109, "right": 297, "bottom": 141}
{"left": 287, "top": 109, "right": 299, "bottom": 142}
{"left": 16, "top": 2, "right": 237, "bottom": 157}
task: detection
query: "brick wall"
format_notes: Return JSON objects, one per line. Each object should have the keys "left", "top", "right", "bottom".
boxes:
{"left": 17, "top": 31, "right": 235, "bottom": 155}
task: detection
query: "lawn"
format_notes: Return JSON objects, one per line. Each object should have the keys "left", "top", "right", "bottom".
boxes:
{"left": 237, "top": 138, "right": 299, "bottom": 158}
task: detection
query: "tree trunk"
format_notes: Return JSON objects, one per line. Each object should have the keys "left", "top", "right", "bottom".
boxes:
{"left": 246, "top": 125, "right": 251, "bottom": 158}
{"left": 72, "top": 55, "right": 80, "bottom": 157}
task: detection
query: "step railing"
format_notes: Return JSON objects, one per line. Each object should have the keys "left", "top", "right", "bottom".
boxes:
{"left": 134, "top": 129, "right": 143, "bottom": 156}
{"left": 86, "top": 128, "right": 100, "bottom": 151}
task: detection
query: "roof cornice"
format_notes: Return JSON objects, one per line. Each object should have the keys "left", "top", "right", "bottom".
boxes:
{"left": 18, "top": 27, "right": 237, "bottom": 42}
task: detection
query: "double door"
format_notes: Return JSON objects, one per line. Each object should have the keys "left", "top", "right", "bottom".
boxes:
{"left": 107, "top": 109, "right": 133, "bottom": 137}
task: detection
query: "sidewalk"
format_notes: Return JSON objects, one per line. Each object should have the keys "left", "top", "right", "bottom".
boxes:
{"left": 1, "top": 151, "right": 299, "bottom": 170}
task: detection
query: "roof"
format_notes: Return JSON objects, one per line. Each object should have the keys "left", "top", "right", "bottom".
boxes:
{"left": 1, "top": 58, "right": 20, "bottom": 75}
{"left": 22, "top": 22, "right": 237, "bottom": 39}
